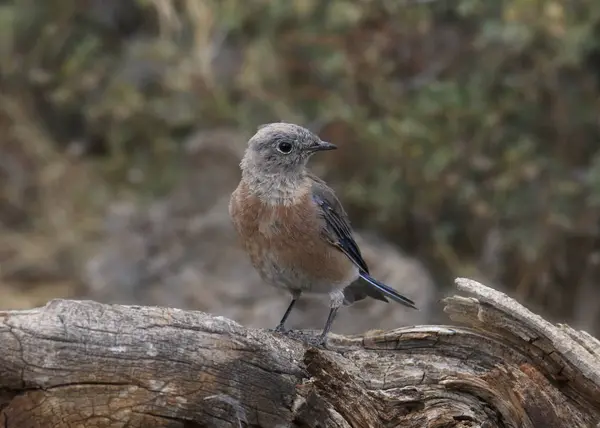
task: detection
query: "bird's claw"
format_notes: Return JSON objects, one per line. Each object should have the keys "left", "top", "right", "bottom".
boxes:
{"left": 272, "top": 324, "right": 289, "bottom": 334}
{"left": 306, "top": 334, "right": 328, "bottom": 348}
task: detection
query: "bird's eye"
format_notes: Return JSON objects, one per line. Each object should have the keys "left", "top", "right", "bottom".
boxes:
{"left": 277, "top": 141, "right": 293, "bottom": 154}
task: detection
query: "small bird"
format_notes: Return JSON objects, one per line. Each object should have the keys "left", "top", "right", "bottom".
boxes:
{"left": 229, "top": 122, "right": 417, "bottom": 345}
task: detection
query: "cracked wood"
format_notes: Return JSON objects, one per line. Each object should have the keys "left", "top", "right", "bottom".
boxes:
{"left": 0, "top": 278, "right": 599, "bottom": 427}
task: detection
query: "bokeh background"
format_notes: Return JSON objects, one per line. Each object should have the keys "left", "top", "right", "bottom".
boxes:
{"left": 2, "top": 0, "right": 600, "bottom": 336}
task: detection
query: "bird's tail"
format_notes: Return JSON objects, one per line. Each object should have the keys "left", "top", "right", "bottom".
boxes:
{"left": 359, "top": 272, "right": 418, "bottom": 310}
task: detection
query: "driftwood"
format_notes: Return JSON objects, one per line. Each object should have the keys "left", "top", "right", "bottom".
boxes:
{"left": 0, "top": 278, "right": 599, "bottom": 428}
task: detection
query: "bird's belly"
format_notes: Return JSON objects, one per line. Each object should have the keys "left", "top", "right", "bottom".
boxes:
{"left": 231, "top": 188, "right": 359, "bottom": 294}
{"left": 252, "top": 248, "right": 358, "bottom": 294}
{"left": 245, "top": 222, "right": 358, "bottom": 294}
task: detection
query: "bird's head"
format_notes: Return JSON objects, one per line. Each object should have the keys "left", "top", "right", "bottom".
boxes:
{"left": 241, "top": 122, "right": 336, "bottom": 176}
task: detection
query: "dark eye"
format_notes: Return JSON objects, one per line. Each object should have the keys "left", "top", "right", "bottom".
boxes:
{"left": 277, "top": 141, "right": 293, "bottom": 154}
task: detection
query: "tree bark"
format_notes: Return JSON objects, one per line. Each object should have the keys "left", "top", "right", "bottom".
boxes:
{"left": 0, "top": 278, "right": 599, "bottom": 428}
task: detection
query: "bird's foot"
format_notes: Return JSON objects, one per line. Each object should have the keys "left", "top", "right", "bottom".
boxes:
{"left": 305, "top": 334, "right": 328, "bottom": 348}
{"left": 271, "top": 324, "right": 290, "bottom": 335}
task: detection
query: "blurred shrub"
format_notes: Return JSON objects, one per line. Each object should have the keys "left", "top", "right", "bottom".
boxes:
{"left": 3, "top": 0, "right": 600, "bottom": 327}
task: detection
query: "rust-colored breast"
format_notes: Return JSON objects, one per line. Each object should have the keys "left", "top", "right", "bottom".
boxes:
{"left": 229, "top": 181, "right": 355, "bottom": 289}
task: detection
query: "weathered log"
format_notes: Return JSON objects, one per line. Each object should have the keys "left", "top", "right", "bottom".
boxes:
{"left": 0, "top": 278, "right": 599, "bottom": 427}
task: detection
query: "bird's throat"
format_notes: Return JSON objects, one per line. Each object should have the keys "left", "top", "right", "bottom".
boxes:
{"left": 241, "top": 169, "right": 309, "bottom": 206}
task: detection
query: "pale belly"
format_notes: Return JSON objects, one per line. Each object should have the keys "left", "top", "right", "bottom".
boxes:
{"left": 244, "top": 237, "right": 359, "bottom": 295}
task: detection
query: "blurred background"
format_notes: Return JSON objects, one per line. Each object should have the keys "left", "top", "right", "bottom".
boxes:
{"left": 2, "top": 0, "right": 600, "bottom": 336}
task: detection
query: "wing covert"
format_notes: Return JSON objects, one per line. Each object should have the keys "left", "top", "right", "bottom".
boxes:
{"left": 309, "top": 173, "right": 369, "bottom": 274}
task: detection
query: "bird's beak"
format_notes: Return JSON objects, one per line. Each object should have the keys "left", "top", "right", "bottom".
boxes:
{"left": 309, "top": 141, "right": 337, "bottom": 152}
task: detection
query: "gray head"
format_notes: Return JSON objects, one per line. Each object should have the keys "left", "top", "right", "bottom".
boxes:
{"left": 241, "top": 123, "right": 336, "bottom": 176}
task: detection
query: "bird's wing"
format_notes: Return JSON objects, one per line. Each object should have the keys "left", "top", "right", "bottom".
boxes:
{"left": 309, "top": 172, "right": 370, "bottom": 273}
{"left": 309, "top": 172, "right": 417, "bottom": 309}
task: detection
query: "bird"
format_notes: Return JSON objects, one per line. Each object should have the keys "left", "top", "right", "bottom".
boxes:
{"left": 229, "top": 122, "right": 417, "bottom": 345}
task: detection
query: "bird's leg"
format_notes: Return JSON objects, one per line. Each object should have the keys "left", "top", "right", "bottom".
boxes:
{"left": 316, "top": 289, "right": 344, "bottom": 346}
{"left": 274, "top": 299, "right": 296, "bottom": 333}
{"left": 317, "top": 306, "right": 339, "bottom": 346}
{"left": 274, "top": 291, "right": 300, "bottom": 333}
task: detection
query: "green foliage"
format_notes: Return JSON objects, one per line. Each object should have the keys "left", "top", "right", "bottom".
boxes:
{"left": 4, "top": 0, "right": 600, "bottom": 320}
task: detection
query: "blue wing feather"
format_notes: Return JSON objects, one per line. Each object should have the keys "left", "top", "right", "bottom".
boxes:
{"left": 312, "top": 193, "right": 369, "bottom": 273}
{"left": 359, "top": 272, "right": 418, "bottom": 309}
{"left": 309, "top": 173, "right": 417, "bottom": 309}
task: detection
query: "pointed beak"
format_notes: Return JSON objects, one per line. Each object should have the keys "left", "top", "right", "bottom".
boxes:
{"left": 309, "top": 141, "right": 337, "bottom": 152}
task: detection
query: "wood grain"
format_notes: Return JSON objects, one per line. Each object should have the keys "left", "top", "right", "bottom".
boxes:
{"left": 1, "top": 278, "right": 599, "bottom": 427}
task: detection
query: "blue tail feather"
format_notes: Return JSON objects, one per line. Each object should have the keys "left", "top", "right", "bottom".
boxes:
{"left": 359, "top": 272, "right": 418, "bottom": 310}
